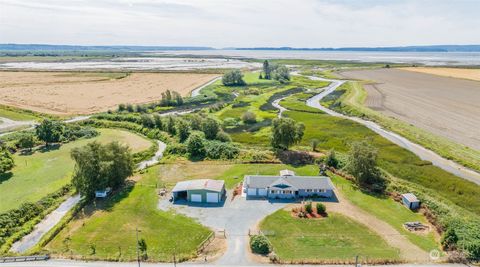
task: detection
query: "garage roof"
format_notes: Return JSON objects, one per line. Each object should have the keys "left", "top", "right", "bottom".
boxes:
{"left": 172, "top": 179, "right": 224, "bottom": 193}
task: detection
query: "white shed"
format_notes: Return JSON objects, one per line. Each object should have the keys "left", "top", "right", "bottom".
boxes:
{"left": 401, "top": 193, "right": 420, "bottom": 210}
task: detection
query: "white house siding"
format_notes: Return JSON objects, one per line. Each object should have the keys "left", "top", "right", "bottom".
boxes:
{"left": 298, "top": 189, "right": 333, "bottom": 198}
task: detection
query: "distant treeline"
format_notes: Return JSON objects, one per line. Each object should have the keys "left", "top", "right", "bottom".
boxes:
{"left": 0, "top": 44, "right": 214, "bottom": 51}
{"left": 234, "top": 45, "right": 480, "bottom": 52}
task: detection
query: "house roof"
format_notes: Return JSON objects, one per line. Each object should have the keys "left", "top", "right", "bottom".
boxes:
{"left": 245, "top": 175, "right": 334, "bottom": 190}
{"left": 172, "top": 179, "right": 224, "bottom": 193}
{"left": 401, "top": 193, "right": 419, "bottom": 202}
{"left": 280, "top": 169, "right": 295, "bottom": 176}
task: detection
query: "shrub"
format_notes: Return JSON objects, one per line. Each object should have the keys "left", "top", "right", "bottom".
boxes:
{"left": 310, "top": 138, "right": 319, "bottom": 151}
{"left": 241, "top": 111, "right": 257, "bottom": 124}
{"left": 205, "top": 141, "right": 239, "bottom": 160}
{"left": 250, "top": 235, "right": 271, "bottom": 255}
{"left": 186, "top": 131, "right": 206, "bottom": 159}
{"left": 325, "top": 149, "right": 339, "bottom": 168}
{"left": 215, "top": 131, "right": 232, "bottom": 142}
{"left": 165, "top": 142, "right": 188, "bottom": 156}
{"left": 305, "top": 202, "right": 313, "bottom": 214}
{"left": 202, "top": 118, "right": 220, "bottom": 140}
{"left": 222, "top": 69, "right": 246, "bottom": 86}
{"left": 316, "top": 203, "right": 326, "bottom": 214}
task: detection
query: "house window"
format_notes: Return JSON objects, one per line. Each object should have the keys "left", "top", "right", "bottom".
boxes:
{"left": 283, "top": 190, "right": 292, "bottom": 194}
{"left": 271, "top": 190, "right": 276, "bottom": 194}
{"left": 306, "top": 189, "right": 312, "bottom": 192}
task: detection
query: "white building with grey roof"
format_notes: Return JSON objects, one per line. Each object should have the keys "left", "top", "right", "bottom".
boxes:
{"left": 243, "top": 170, "right": 335, "bottom": 199}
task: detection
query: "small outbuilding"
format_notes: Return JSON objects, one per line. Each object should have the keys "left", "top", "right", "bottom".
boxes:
{"left": 95, "top": 187, "right": 111, "bottom": 198}
{"left": 401, "top": 193, "right": 420, "bottom": 210}
{"left": 172, "top": 179, "right": 225, "bottom": 203}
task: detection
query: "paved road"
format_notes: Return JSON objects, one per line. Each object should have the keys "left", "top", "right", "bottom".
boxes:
{"left": 10, "top": 140, "right": 167, "bottom": 254}
{"left": 190, "top": 77, "right": 221, "bottom": 97}
{"left": 0, "top": 116, "right": 35, "bottom": 135}
{"left": 159, "top": 194, "right": 291, "bottom": 265}
{"left": 298, "top": 74, "right": 480, "bottom": 185}
{"left": 0, "top": 259, "right": 465, "bottom": 267}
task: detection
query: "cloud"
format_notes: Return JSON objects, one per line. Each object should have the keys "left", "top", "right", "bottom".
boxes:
{"left": 0, "top": 0, "right": 479, "bottom": 47}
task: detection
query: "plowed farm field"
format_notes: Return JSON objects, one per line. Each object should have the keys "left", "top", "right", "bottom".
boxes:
{"left": 0, "top": 71, "right": 218, "bottom": 115}
{"left": 339, "top": 68, "right": 480, "bottom": 151}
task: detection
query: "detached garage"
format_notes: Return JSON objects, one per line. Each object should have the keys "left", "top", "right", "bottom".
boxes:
{"left": 172, "top": 179, "right": 225, "bottom": 204}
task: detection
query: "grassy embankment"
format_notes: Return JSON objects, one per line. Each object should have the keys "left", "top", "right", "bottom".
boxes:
{"left": 260, "top": 210, "right": 400, "bottom": 263}
{"left": 46, "top": 165, "right": 211, "bottom": 262}
{"left": 320, "top": 79, "right": 480, "bottom": 173}
{"left": 0, "top": 129, "right": 152, "bottom": 212}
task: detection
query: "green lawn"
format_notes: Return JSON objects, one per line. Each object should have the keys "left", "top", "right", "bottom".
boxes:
{"left": 279, "top": 92, "right": 323, "bottom": 113}
{"left": 260, "top": 210, "right": 400, "bottom": 262}
{"left": 331, "top": 174, "right": 439, "bottom": 252}
{"left": 0, "top": 129, "right": 152, "bottom": 212}
{"left": 46, "top": 165, "right": 211, "bottom": 262}
{"left": 0, "top": 106, "right": 38, "bottom": 121}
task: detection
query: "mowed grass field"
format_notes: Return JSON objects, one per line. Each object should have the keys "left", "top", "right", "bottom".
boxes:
{"left": 0, "top": 129, "right": 152, "bottom": 212}
{"left": 0, "top": 71, "right": 219, "bottom": 115}
{"left": 260, "top": 210, "right": 400, "bottom": 262}
{"left": 46, "top": 165, "right": 212, "bottom": 262}
{"left": 331, "top": 175, "right": 439, "bottom": 252}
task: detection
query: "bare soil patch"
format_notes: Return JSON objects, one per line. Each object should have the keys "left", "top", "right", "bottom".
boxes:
{"left": 402, "top": 67, "right": 480, "bottom": 82}
{"left": 0, "top": 71, "right": 219, "bottom": 115}
{"left": 339, "top": 68, "right": 480, "bottom": 151}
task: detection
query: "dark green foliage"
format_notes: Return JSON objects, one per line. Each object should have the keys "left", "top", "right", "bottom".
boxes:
{"left": 250, "top": 235, "right": 271, "bottom": 255}
{"left": 202, "top": 118, "right": 220, "bottom": 140}
{"left": 316, "top": 203, "right": 326, "bottom": 214}
{"left": 442, "top": 227, "right": 458, "bottom": 250}
{"left": 164, "top": 142, "right": 188, "bottom": 156}
{"left": 273, "top": 65, "right": 290, "bottom": 83}
{"left": 305, "top": 202, "right": 313, "bottom": 214}
{"left": 442, "top": 218, "right": 480, "bottom": 260}
{"left": 118, "top": 103, "right": 126, "bottom": 111}
{"left": 241, "top": 111, "right": 257, "bottom": 124}
{"left": 325, "top": 149, "right": 339, "bottom": 168}
{"left": 140, "top": 114, "right": 155, "bottom": 128}
{"left": 0, "top": 145, "right": 14, "bottom": 174}
{"left": 175, "top": 119, "right": 191, "bottom": 142}
{"left": 270, "top": 118, "right": 305, "bottom": 150}
{"left": 71, "top": 141, "right": 134, "bottom": 200}
{"left": 153, "top": 114, "right": 163, "bottom": 130}
{"left": 263, "top": 60, "right": 271, "bottom": 80}
{"left": 215, "top": 131, "right": 232, "bottom": 143}
{"left": 186, "top": 131, "right": 206, "bottom": 158}
{"left": 188, "top": 114, "right": 203, "bottom": 131}
{"left": 126, "top": 104, "right": 134, "bottom": 112}
{"left": 345, "top": 141, "right": 386, "bottom": 193}
{"left": 222, "top": 69, "right": 246, "bottom": 86}
{"left": 35, "top": 119, "right": 64, "bottom": 145}
{"left": 138, "top": 238, "right": 148, "bottom": 260}
{"left": 166, "top": 116, "right": 176, "bottom": 135}
{"left": 160, "top": 90, "right": 184, "bottom": 107}
{"left": 62, "top": 124, "right": 99, "bottom": 141}
{"left": 277, "top": 150, "right": 314, "bottom": 166}
{"left": 205, "top": 141, "right": 239, "bottom": 159}
{"left": 16, "top": 133, "right": 36, "bottom": 150}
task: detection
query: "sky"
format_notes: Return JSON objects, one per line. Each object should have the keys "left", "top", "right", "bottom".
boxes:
{"left": 1, "top": 0, "right": 479, "bottom": 48}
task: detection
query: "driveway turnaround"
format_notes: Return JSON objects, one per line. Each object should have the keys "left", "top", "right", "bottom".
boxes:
{"left": 159, "top": 194, "right": 292, "bottom": 265}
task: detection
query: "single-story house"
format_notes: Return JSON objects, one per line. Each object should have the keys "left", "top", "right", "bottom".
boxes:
{"left": 243, "top": 170, "right": 335, "bottom": 199}
{"left": 172, "top": 179, "right": 225, "bottom": 203}
{"left": 401, "top": 193, "right": 420, "bottom": 210}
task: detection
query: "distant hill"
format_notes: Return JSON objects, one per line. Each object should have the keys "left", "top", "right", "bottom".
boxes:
{"left": 233, "top": 45, "right": 480, "bottom": 52}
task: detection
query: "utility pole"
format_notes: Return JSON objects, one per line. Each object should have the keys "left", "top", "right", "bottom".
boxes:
{"left": 355, "top": 255, "right": 359, "bottom": 267}
{"left": 136, "top": 228, "right": 141, "bottom": 267}
{"left": 173, "top": 247, "right": 177, "bottom": 267}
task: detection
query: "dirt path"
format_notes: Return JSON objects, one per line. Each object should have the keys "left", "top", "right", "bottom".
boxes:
{"left": 325, "top": 189, "right": 430, "bottom": 262}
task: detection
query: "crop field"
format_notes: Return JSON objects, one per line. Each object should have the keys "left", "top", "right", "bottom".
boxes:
{"left": 402, "top": 67, "right": 480, "bottom": 82}
{"left": 0, "top": 71, "right": 219, "bottom": 115}
{"left": 0, "top": 129, "right": 152, "bottom": 212}
{"left": 339, "top": 68, "right": 480, "bottom": 151}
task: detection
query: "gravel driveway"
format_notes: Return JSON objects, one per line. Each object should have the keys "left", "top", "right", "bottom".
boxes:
{"left": 159, "top": 192, "right": 293, "bottom": 265}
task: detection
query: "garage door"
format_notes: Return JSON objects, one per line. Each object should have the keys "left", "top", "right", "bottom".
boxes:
{"left": 206, "top": 193, "right": 219, "bottom": 203}
{"left": 191, "top": 194, "right": 202, "bottom": 202}
{"left": 258, "top": 189, "right": 268, "bottom": 196}
{"left": 247, "top": 188, "right": 257, "bottom": 196}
